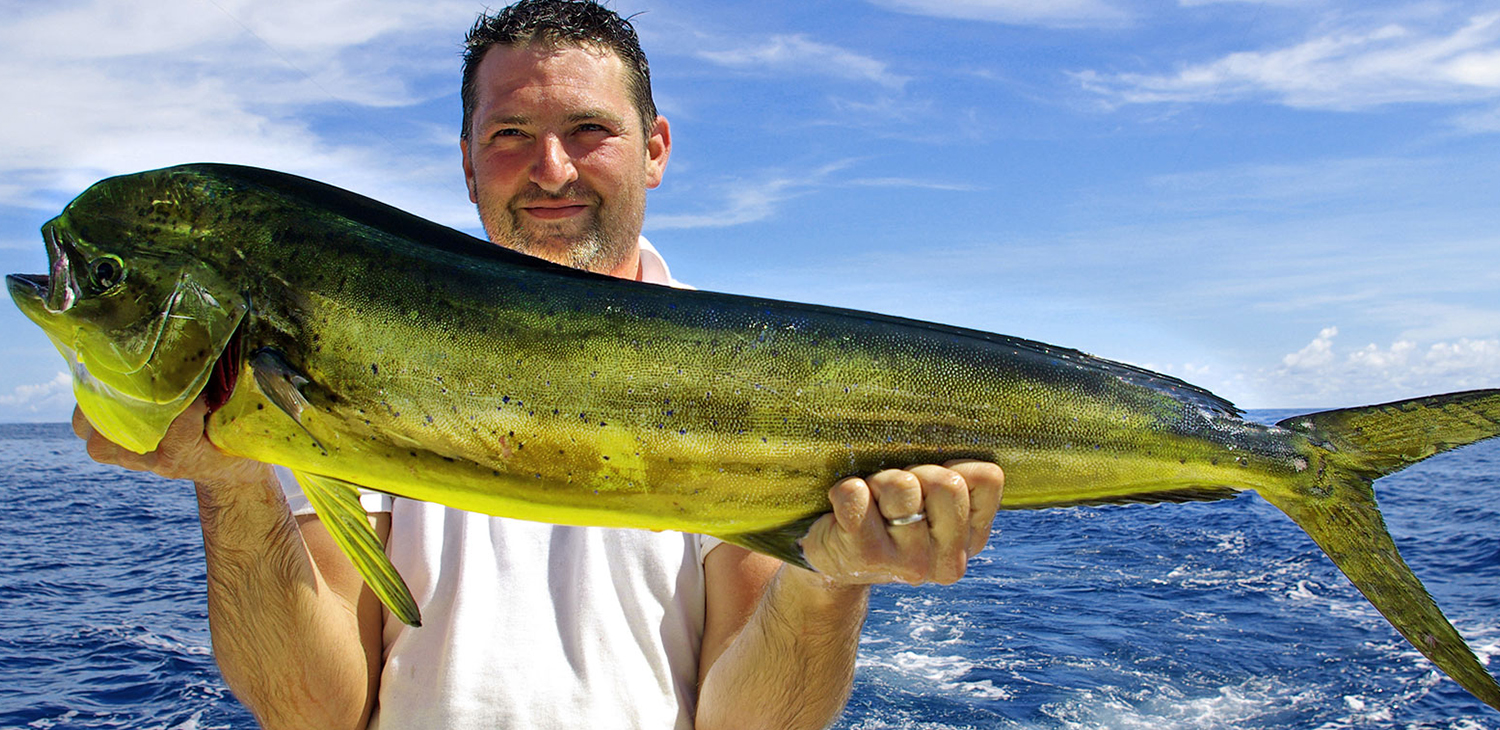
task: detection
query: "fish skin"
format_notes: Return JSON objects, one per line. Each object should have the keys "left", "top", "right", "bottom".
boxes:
{"left": 7, "top": 163, "right": 1499, "bottom": 710}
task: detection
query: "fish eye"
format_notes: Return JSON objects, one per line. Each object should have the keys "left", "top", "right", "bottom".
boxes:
{"left": 90, "top": 256, "right": 124, "bottom": 291}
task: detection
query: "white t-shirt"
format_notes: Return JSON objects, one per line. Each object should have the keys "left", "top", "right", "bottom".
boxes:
{"left": 279, "top": 238, "right": 718, "bottom": 728}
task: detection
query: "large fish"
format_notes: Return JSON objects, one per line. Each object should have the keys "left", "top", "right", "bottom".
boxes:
{"left": 8, "top": 164, "right": 1499, "bottom": 710}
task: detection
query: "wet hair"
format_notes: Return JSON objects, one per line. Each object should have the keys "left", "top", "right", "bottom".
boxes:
{"left": 460, "top": 0, "right": 657, "bottom": 140}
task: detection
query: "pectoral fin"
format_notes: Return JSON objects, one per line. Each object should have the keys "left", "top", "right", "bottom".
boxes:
{"left": 251, "top": 348, "right": 327, "bottom": 454}
{"left": 296, "top": 470, "right": 422, "bottom": 627}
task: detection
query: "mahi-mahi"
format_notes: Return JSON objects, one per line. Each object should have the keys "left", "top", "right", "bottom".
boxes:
{"left": 8, "top": 163, "right": 1499, "bottom": 710}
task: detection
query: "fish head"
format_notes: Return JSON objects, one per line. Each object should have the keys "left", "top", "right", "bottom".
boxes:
{"left": 7, "top": 167, "right": 250, "bottom": 453}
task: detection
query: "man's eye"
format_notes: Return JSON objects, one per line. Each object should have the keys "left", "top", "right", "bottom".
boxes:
{"left": 487, "top": 128, "right": 527, "bottom": 142}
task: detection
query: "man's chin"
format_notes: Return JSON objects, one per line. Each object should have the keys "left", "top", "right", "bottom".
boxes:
{"left": 512, "top": 236, "right": 632, "bottom": 275}
{"left": 481, "top": 211, "right": 634, "bottom": 273}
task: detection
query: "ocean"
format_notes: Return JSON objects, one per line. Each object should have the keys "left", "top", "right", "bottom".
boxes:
{"left": 1, "top": 411, "right": 1496, "bottom": 729}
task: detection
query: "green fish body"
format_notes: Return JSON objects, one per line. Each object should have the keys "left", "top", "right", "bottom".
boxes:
{"left": 9, "top": 164, "right": 1499, "bottom": 710}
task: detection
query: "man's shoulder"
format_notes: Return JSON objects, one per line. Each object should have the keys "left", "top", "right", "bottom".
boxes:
{"left": 637, "top": 236, "right": 693, "bottom": 289}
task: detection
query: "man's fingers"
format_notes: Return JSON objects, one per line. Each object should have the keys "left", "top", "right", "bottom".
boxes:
{"left": 866, "top": 469, "right": 923, "bottom": 523}
{"left": 828, "top": 476, "right": 872, "bottom": 535}
{"left": 947, "top": 460, "right": 1004, "bottom": 555}
{"left": 803, "top": 461, "right": 1004, "bottom": 586}
{"left": 908, "top": 465, "right": 969, "bottom": 584}
{"left": 84, "top": 429, "right": 153, "bottom": 472}
{"left": 71, "top": 405, "right": 93, "bottom": 439}
{"left": 156, "top": 398, "right": 209, "bottom": 463}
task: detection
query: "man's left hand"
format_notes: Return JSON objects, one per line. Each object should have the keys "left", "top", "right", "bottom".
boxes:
{"left": 799, "top": 460, "right": 1003, "bottom": 586}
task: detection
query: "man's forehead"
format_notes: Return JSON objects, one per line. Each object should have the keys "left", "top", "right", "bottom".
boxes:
{"left": 477, "top": 41, "right": 627, "bottom": 86}
{"left": 470, "top": 43, "right": 635, "bottom": 126}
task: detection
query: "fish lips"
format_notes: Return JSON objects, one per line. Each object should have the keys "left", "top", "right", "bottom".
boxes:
{"left": 7, "top": 273, "right": 55, "bottom": 328}
{"left": 10, "top": 220, "right": 82, "bottom": 315}
{"left": 6, "top": 272, "right": 48, "bottom": 299}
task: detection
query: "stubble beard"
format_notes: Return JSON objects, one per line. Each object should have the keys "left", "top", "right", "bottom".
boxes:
{"left": 478, "top": 182, "right": 641, "bottom": 275}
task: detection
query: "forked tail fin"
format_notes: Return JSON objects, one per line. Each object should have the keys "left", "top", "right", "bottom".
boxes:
{"left": 1265, "top": 390, "right": 1500, "bottom": 711}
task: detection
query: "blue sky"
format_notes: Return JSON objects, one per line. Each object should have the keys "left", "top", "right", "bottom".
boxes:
{"left": 2, "top": 0, "right": 1498, "bottom": 421}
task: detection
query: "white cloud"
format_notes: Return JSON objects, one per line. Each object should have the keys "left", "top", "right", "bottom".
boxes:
{"left": 1270, "top": 327, "right": 1500, "bottom": 405}
{"left": 1178, "top": 0, "right": 1307, "bottom": 5}
{"left": 0, "top": 0, "right": 477, "bottom": 225}
{"left": 646, "top": 159, "right": 980, "bottom": 230}
{"left": 0, "top": 372, "right": 74, "bottom": 421}
{"left": 647, "top": 176, "right": 803, "bottom": 229}
{"left": 1140, "top": 155, "right": 1445, "bottom": 212}
{"left": 1424, "top": 338, "right": 1500, "bottom": 374}
{"left": 695, "top": 35, "right": 909, "bottom": 89}
{"left": 648, "top": 159, "right": 864, "bottom": 230}
{"left": 647, "top": 163, "right": 986, "bottom": 229}
{"left": 865, "top": 0, "right": 1129, "bottom": 28}
{"left": 1283, "top": 326, "right": 1339, "bottom": 369}
{"left": 1452, "top": 103, "right": 1500, "bottom": 132}
{"left": 845, "top": 177, "right": 985, "bottom": 192}
{"left": 1076, "top": 12, "right": 1500, "bottom": 111}
{"left": 1347, "top": 339, "right": 1416, "bottom": 369}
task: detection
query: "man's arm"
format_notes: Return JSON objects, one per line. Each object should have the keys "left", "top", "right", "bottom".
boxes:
{"left": 75, "top": 400, "right": 383, "bottom": 730}
{"left": 696, "top": 461, "right": 1004, "bottom": 730}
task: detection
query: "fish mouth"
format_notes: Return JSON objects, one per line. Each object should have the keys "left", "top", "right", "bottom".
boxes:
{"left": 6, "top": 272, "right": 49, "bottom": 301}
{"left": 7, "top": 272, "right": 65, "bottom": 336}
{"left": 9, "top": 267, "right": 243, "bottom": 418}
{"left": 39, "top": 222, "right": 82, "bottom": 313}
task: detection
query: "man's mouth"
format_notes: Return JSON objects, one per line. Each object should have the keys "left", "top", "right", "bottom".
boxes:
{"left": 519, "top": 201, "right": 589, "bottom": 220}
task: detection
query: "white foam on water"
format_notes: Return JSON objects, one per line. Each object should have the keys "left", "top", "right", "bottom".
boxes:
{"left": 856, "top": 597, "right": 1025, "bottom": 715}
{"left": 1362, "top": 618, "right": 1497, "bottom": 681}
{"left": 1287, "top": 578, "right": 1319, "bottom": 602}
{"left": 156, "top": 709, "right": 234, "bottom": 730}
{"left": 1044, "top": 675, "right": 1325, "bottom": 729}
{"left": 129, "top": 627, "right": 214, "bottom": 657}
{"left": 1036, "top": 650, "right": 1498, "bottom": 730}
{"left": 857, "top": 648, "right": 1014, "bottom": 701}
{"left": 19, "top": 704, "right": 234, "bottom": 730}
{"left": 883, "top": 594, "right": 973, "bottom": 646}
{"left": 843, "top": 717, "right": 980, "bottom": 730}
{"left": 1443, "top": 721, "right": 1499, "bottom": 730}
{"left": 58, "top": 623, "right": 213, "bottom": 658}
{"left": 1168, "top": 609, "right": 1227, "bottom": 632}
{"left": 1204, "top": 530, "right": 1249, "bottom": 556}
{"left": 1464, "top": 629, "right": 1499, "bottom": 668}
{"left": 859, "top": 568, "right": 1498, "bottom": 729}
{"left": 26, "top": 709, "right": 80, "bottom": 729}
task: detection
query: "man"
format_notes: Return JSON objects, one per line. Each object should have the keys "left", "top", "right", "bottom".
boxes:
{"left": 74, "top": 1, "right": 1005, "bottom": 728}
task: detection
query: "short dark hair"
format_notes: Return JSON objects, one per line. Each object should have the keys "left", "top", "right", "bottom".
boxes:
{"left": 460, "top": 0, "right": 657, "bottom": 140}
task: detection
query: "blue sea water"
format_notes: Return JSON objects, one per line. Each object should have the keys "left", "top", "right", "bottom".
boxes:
{"left": 0, "top": 412, "right": 1496, "bottom": 729}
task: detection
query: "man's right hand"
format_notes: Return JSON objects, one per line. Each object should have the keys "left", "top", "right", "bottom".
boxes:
{"left": 75, "top": 397, "right": 382, "bottom": 727}
{"left": 72, "top": 398, "right": 273, "bottom": 489}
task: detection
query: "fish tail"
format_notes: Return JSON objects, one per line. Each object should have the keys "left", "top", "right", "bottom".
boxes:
{"left": 1264, "top": 389, "right": 1500, "bottom": 710}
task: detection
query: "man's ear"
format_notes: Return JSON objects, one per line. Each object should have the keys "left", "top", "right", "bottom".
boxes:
{"left": 460, "top": 139, "right": 479, "bottom": 203}
{"left": 645, "top": 115, "right": 671, "bottom": 189}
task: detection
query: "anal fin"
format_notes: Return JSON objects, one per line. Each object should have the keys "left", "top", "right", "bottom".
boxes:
{"left": 716, "top": 514, "right": 823, "bottom": 571}
{"left": 296, "top": 470, "right": 422, "bottom": 627}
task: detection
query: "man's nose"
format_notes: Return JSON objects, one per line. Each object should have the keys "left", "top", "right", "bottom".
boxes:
{"left": 530, "top": 133, "right": 579, "bottom": 193}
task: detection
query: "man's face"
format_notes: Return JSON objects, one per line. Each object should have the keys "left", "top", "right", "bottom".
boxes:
{"left": 462, "top": 43, "right": 670, "bottom": 278}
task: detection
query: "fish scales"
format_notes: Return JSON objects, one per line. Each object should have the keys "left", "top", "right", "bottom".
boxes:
{"left": 8, "top": 163, "right": 1499, "bottom": 710}
{"left": 199, "top": 192, "right": 1247, "bottom": 530}
{"left": 233, "top": 255, "right": 1271, "bottom": 529}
